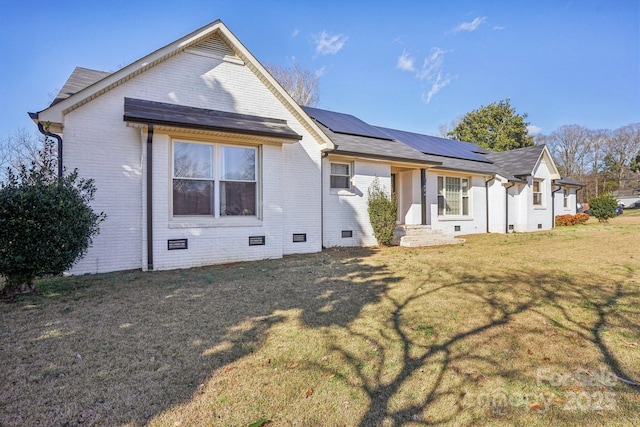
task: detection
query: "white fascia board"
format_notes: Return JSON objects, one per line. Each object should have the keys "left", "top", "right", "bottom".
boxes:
{"left": 215, "top": 26, "right": 336, "bottom": 151}
{"left": 536, "top": 145, "right": 561, "bottom": 179}
{"left": 36, "top": 20, "right": 335, "bottom": 152}
{"left": 37, "top": 21, "right": 226, "bottom": 124}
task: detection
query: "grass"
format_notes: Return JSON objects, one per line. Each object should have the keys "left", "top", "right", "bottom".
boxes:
{"left": 1, "top": 212, "right": 639, "bottom": 426}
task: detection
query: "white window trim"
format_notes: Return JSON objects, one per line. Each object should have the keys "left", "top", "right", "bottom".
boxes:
{"left": 533, "top": 179, "right": 544, "bottom": 208}
{"left": 329, "top": 161, "right": 354, "bottom": 195}
{"left": 437, "top": 175, "right": 472, "bottom": 218}
{"left": 170, "top": 139, "right": 261, "bottom": 221}
{"left": 563, "top": 189, "right": 570, "bottom": 210}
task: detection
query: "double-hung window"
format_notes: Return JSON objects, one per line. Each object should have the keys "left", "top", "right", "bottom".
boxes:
{"left": 532, "top": 179, "right": 543, "bottom": 206}
{"left": 172, "top": 141, "right": 257, "bottom": 217}
{"left": 437, "top": 176, "right": 470, "bottom": 216}
{"left": 330, "top": 162, "right": 351, "bottom": 190}
{"left": 563, "top": 189, "right": 569, "bottom": 208}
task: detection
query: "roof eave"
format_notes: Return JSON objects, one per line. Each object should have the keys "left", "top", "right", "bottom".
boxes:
{"left": 332, "top": 149, "right": 441, "bottom": 166}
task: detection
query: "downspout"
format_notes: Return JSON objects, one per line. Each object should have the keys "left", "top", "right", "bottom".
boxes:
{"left": 505, "top": 182, "right": 515, "bottom": 233}
{"left": 34, "top": 120, "right": 63, "bottom": 179}
{"left": 146, "top": 124, "right": 154, "bottom": 271}
{"left": 551, "top": 182, "right": 563, "bottom": 228}
{"left": 420, "top": 169, "right": 427, "bottom": 225}
{"left": 485, "top": 176, "right": 494, "bottom": 233}
{"left": 320, "top": 148, "right": 335, "bottom": 248}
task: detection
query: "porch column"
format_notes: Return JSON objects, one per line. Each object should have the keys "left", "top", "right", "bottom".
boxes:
{"left": 421, "top": 168, "right": 427, "bottom": 225}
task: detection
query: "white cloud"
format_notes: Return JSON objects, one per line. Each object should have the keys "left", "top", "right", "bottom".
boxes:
{"left": 292, "top": 29, "right": 300, "bottom": 37}
{"left": 453, "top": 16, "right": 486, "bottom": 33}
{"left": 527, "top": 125, "right": 542, "bottom": 135}
{"left": 397, "top": 47, "right": 452, "bottom": 104}
{"left": 417, "top": 47, "right": 447, "bottom": 81}
{"left": 423, "top": 71, "right": 453, "bottom": 104}
{"left": 313, "top": 31, "right": 348, "bottom": 55}
{"left": 314, "top": 66, "right": 326, "bottom": 78}
{"left": 493, "top": 25, "right": 506, "bottom": 30}
{"left": 397, "top": 50, "right": 415, "bottom": 72}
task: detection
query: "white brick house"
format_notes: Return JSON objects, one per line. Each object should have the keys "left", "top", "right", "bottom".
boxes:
{"left": 30, "top": 20, "right": 582, "bottom": 274}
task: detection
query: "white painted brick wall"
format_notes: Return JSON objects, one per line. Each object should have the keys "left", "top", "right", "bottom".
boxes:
{"left": 427, "top": 172, "right": 489, "bottom": 235}
{"left": 322, "top": 158, "right": 390, "bottom": 247}
{"left": 61, "top": 48, "right": 323, "bottom": 273}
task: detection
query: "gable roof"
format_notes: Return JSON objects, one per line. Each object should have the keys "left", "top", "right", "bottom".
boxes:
{"left": 483, "top": 144, "right": 560, "bottom": 181}
{"left": 51, "top": 67, "right": 111, "bottom": 106}
{"left": 31, "top": 20, "right": 335, "bottom": 150}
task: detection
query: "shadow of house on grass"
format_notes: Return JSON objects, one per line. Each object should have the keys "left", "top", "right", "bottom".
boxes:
{"left": 0, "top": 247, "right": 397, "bottom": 426}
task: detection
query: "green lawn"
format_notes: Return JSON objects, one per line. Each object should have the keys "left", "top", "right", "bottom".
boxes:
{"left": 1, "top": 212, "right": 639, "bottom": 426}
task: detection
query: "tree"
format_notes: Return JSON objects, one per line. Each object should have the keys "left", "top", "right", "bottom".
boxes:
{"left": 367, "top": 177, "right": 397, "bottom": 246}
{"left": 0, "top": 128, "right": 50, "bottom": 180}
{"left": 265, "top": 62, "right": 320, "bottom": 107}
{"left": 588, "top": 193, "right": 618, "bottom": 222}
{"left": 0, "top": 137, "right": 105, "bottom": 298}
{"left": 545, "top": 125, "right": 591, "bottom": 179}
{"left": 602, "top": 124, "right": 640, "bottom": 190}
{"left": 447, "top": 99, "right": 535, "bottom": 151}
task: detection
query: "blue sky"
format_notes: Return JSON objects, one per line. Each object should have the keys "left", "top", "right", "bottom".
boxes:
{"left": 1, "top": 0, "right": 638, "bottom": 141}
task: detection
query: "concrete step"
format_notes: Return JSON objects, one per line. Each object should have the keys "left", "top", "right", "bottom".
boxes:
{"left": 399, "top": 235, "right": 466, "bottom": 247}
{"left": 393, "top": 225, "right": 465, "bottom": 247}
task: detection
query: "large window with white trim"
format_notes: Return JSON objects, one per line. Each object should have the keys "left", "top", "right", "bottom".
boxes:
{"left": 172, "top": 141, "right": 257, "bottom": 217}
{"left": 437, "top": 176, "right": 470, "bottom": 216}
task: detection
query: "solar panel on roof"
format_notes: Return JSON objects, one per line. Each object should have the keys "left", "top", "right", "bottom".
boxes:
{"left": 376, "top": 127, "right": 492, "bottom": 163}
{"left": 302, "top": 106, "right": 393, "bottom": 140}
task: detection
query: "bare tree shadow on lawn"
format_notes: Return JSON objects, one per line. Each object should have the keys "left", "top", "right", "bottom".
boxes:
{"left": 0, "top": 247, "right": 399, "bottom": 426}
{"left": 315, "top": 265, "right": 640, "bottom": 426}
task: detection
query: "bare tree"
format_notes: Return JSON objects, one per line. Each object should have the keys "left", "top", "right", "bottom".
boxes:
{"left": 438, "top": 119, "right": 459, "bottom": 138}
{"left": 604, "top": 123, "right": 640, "bottom": 190}
{"left": 0, "top": 128, "right": 50, "bottom": 180}
{"left": 585, "top": 129, "right": 610, "bottom": 197}
{"left": 265, "top": 62, "right": 320, "bottom": 107}
{"left": 545, "top": 124, "right": 591, "bottom": 179}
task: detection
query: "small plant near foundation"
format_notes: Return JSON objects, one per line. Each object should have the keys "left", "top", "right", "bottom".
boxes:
{"left": 367, "top": 177, "right": 397, "bottom": 246}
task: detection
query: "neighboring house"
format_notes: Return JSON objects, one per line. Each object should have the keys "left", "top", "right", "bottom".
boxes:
{"left": 29, "top": 20, "right": 582, "bottom": 274}
{"left": 614, "top": 189, "right": 640, "bottom": 208}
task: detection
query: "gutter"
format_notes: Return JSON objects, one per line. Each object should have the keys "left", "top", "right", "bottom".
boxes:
{"left": 29, "top": 112, "right": 63, "bottom": 178}
{"left": 320, "top": 145, "right": 337, "bottom": 248}
{"left": 146, "top": 124, "right": 154, "bottom": 271}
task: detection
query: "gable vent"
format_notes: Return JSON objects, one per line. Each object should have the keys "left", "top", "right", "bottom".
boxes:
{"left": 187, "top": 35, "right": 242, "bottom": 64}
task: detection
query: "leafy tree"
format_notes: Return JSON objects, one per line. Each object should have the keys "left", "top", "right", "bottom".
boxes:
{"left": 265, "top": 62, "right": 320, "bottom": 107}
{"left": 588, "top": 194, "right": 618, "bottom": 222}
{"left": 0, "top": 137, "right": 105, "bottom": 297}
{"left": 448, "top": 99, "right": 535, "bottom": 151}
{"left": 367, "top": 177, "right": 397, "bottom": 246}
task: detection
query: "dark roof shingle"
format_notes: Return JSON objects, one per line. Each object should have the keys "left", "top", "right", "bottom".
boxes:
{"left": 51, "top": 67, "right": 111, "bottom": 106}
